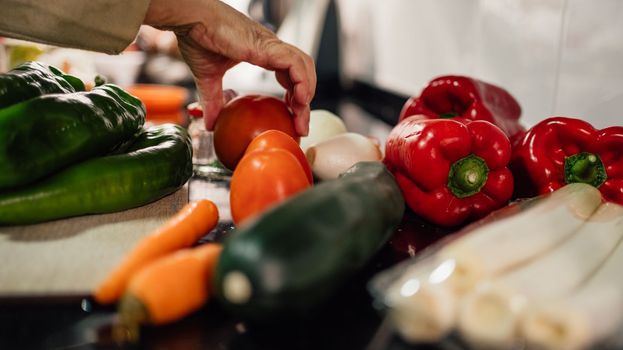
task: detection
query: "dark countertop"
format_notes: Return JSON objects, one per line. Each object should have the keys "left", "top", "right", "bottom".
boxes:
{"left": 0, "top": 205, "right": 455, "bottom": 350}
{"left": 0, "top": 86, "right": 462, "bottom": 350}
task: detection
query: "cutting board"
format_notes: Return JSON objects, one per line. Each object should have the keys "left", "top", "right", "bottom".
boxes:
{"left": 0, "top": 186, "right": 188, "bottom": 298}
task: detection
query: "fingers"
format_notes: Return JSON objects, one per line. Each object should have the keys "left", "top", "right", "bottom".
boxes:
{"left": 293, "top": 103, "right": 311, "bottom": 136}
{"left": 276, "top": 69, "right": 294, "bottom": 92}
{"left": 273, "top": 51, "right": 315, "bottom": 136}
{"left": 194, "top": 76, "right": 224, "bottom": 131}
{"left": 270, "top": 43, "right": 316, "bottom": 103}
{"left": 222, "top": 89, "right": 238, "bottom": 104}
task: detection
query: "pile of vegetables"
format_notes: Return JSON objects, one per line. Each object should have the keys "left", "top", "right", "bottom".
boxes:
{"left": 230, "top": 129, "right": 312, "bottom": 225}
{"left": 5, "top": 61, "right": 623, "bottom": 349}
{"left": 95, "top": 161, "right": 403, "bottom": 340}
{"left": 370, "top": 75, "right": 623, "bottom": 350}
{"left": 0, "top": 62, "right": 193, "bottom": 224}
{"left": 93, "top": 73, "right": 622, "bottom": 348}
{"left": 385, "top": 75, "right": 623, "bottom": 227}
{"left": 83, "top": 92, "right": 400, "bottom": 342}
{"left": 94, "top": 200, "right": 221, "bottom": 342}
{"left": 216, "top": 161, "right": 404, "bottom": 319}
{"left": 371, "top": 184, "right": 623, "bottom": 350}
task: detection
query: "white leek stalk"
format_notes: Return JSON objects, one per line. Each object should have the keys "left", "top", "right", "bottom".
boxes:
{"left": 384, "top": 183, "right": 602, "bottom": 344}
{"left": 438, "top": 183, "right": 602, "bottom": 294}
{"left": 458, "top": 201, "right": 623, "bottom": 349}
{"left": 385, "top": 259, "right": 458, "bottom": 343}
{"left": 521, "top": 202, "right": 623, "bottom": 350}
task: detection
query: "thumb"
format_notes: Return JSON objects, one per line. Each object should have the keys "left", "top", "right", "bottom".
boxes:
{"left": 195, "top": 76, "right": 224, "bottom": 131}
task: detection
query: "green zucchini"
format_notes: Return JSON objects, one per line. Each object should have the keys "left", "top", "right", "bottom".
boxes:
{"left": 0, "top": 83, "right": 145, "bottom": 189}
{"left": 214, "top": 161, "right": 404, "bottom": 319}
{"left": 0, "top": 124, "right": 192, "bottom": 225}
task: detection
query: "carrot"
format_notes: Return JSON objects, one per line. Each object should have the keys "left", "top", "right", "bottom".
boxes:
{"left": 93, "top": 200, "right": 219, "bottom": 304}
{"left": 114, "top": 244, "right": 223, "bottom": 343}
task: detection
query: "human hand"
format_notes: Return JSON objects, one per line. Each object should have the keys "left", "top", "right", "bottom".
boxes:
{"left": 144, "top": 0, "right": 316, "bottom": 136}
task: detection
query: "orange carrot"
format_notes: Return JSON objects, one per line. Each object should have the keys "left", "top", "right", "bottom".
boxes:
{"left": 119, "top": 244, "right": 223, "bottom": 327}
{"left": 93, "top": 200, "right": 219, "bottom": 304}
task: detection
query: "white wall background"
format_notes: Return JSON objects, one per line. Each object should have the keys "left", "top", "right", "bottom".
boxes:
{"left": 337, "top": 0, "right": 623, "bottom": 128}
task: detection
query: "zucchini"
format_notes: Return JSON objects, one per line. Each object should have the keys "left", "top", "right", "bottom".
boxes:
{"left": 0, "top": 124, "right": 192, "bottom": 225}
{"left": 214, "top": 161, "right": 404, "bottom": 319}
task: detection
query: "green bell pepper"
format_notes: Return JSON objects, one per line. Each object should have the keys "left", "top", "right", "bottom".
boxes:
{"left": 0, "top": 84, "right": 145, "bottom": 189}
{"left": 0, "top": 124, "right": 192, "bottom": 225}
{"left": 0, "top": 61, "right": 85, "bottom": 108}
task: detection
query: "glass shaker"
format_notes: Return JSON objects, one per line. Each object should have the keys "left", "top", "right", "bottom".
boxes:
{"left": 186, "top": 102, "right": 230, "bottom": 179}
{"left": 187, "top": 102, "right": 213, "bottom": 165}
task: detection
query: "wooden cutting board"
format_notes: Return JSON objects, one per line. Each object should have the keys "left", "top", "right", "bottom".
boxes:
{"left": 0, "top": 186, "right": 189, "bottom": 298}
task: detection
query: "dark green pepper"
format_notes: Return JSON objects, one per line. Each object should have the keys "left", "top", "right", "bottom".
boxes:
{"left": 0, "top": 83, "right": 145, "bottom": 189}
{"left": 0, "top": 61, "right": 85, "bottom": 108}
{"left": 0, "top": 124, "right": 192, "bottom": 225}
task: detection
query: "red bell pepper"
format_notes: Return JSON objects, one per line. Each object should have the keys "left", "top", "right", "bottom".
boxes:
{"left": 511, "top": 117, "right": 623, "bottom": 205}
{"left": 399, "top": 76, "right": 525, "bottom": 142}
{"left": 384, "top": 116, "right": 514, "bottom": 227}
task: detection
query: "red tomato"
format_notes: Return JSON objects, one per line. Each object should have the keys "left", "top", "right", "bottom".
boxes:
{"left": 213, "top": 95, "right": 298, "bottom": 170}
{"left": 230, "top": 149, "right": 310, "bottom": 225}
{"left": 245, "top": 130, "right": 313, "bottom": 184}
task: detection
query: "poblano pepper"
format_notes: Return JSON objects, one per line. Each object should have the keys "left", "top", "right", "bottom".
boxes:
{"left": 0, "top": 124, "right": 192, "bottom": 225}
{"left": 0, "top": 83, "right": 145, "bottom": 189}
{"left": 0, "top": 61, "right": 85, "bottom": 108}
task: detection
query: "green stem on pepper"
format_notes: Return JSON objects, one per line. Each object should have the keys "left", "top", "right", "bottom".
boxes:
{"left": 438, "top": 112, "right": 459, "bottom": 119}
{"left": 564, "top": 152, "right": 607, "bottom": 188}
{"left": 447, "top": 154, "right": 489, "bottom": 198}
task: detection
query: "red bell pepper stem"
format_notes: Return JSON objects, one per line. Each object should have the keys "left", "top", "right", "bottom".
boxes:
{"left": 564, "top": 152, "right": 607, "bottom": 188}
{"left": 447, "top": 155, "right": 489, "bottom": 198}
{"left": 439, "top": 112, "right": 459, "bottom": 119}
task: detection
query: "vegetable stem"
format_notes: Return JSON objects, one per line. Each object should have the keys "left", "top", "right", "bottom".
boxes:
{"left": 438, "top": 112, "right": 459, "bottom": 119}
{"left": 447, "top": 154, "right": 488, "bottom": 198}
{"left": 564, "top": 152, "right": 607, "bottom": 188}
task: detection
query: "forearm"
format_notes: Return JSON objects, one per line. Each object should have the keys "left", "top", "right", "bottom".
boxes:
{"left": 0, "top": 0, "right": 150, "bottom": 54}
